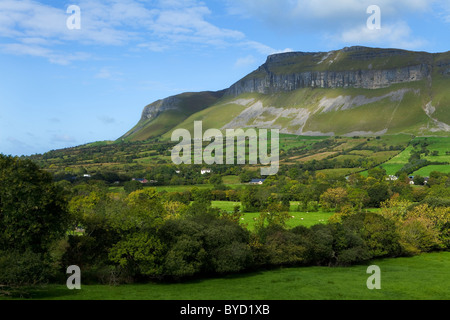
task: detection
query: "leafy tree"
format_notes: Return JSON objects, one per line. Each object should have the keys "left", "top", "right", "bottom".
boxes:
{"left": 319, "top": 187, "right": 349, "bottom": 211}
{"left": 241, "top": 186, "right": 263, "bottom": 212}
{"left": 159, "top": 212, "right": 252, "bottom": 278}
{"left": 366, "top": 182, "right": 390, "bottom": 207}
{"left": 296, "top": 224, "right": 334, "bottom": 266}
{"left": 413, "top": 175, "right": 425, "bottom": 186}
{"left": 257, "top": 226, "right": 306, "bottom": 267}
{"left": 108, "top": 233, "right": 165, "bottom": 277}
{"left": 368, "top": 167, "right": 387, "bottom": 181}
{"left": 124, "top": 180, "right": 144, "bottom": 193}
{"left": 405, "top": 204, "right": 450, "bottom": 249}
{"left": 361, "top": 212, "right": 402, "bottom": 257}
{"left": 331, "top": 216, "right": 372, "bottom": 266}
{"left": 255, "top": 203, "right": 291, "bottom": 231}
{"left": 209, "top": 174, "right": 224, "bottom": 189}
{"left": 399, "top": 217, "right": 441, "bottom": 255}
{"left": 0, "top": 155, "right": 69, "bottom": 253}
{"left": 348, "top": 188, "right": 370, "bottom": 211}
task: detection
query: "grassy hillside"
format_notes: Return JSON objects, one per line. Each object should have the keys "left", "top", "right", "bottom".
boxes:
{"left": 123, "top": 91, "right": 225, "bottom": 142}
{"left": 155, "top": 80, "right": 448, "bottom": 141}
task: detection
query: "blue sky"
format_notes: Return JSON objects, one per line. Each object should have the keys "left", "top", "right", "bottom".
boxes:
{"left": 0, "top": 0, "right": 449, "bottom": 156}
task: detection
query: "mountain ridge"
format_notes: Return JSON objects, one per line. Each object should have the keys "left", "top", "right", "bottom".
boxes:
{"left": 121, "top": 46, "right": 450, "bottom": 141}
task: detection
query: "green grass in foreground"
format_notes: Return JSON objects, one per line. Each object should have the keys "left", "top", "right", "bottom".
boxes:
{"left": 7, "top": 252, "right": 450, "bottom": 300}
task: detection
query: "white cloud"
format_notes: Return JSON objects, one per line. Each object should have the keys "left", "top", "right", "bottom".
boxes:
{"left": 0, "top": 0, "right": 282, "bottom": 63}
{"left": 0, "top": 42, "right": 90, "bottom": 65}
{"left": 227, "top": 0, "right": 436, "bottom": 51}
{"left": 439, "top": 0, "right": 450, "bottom": 22}
{"left": 338, "top": 21, "right": 427, "bottom": 49}
{"left": 227, "top": 0, "right": 433, "bottom": 26}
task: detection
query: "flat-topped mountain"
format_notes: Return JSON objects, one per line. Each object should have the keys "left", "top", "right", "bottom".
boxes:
{"left": 121, "top": 46, "right": 450, "bottom": 141}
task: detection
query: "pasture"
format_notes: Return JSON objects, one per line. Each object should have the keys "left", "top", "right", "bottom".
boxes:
{"left": 8, "top": 252, "right": 450, "bottom": 300}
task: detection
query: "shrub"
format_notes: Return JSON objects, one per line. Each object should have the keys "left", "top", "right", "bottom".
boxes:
{"left": 399, "top": 217, "right": 442, "bottom": 255}
{"left": 0, "top": 250, "right": 50, "bottom": 294}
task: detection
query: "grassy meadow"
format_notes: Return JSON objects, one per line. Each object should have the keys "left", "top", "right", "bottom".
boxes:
{"left": 6, "top": 252, "right": 450, "bottom": 300}
{"left": 212, "top": 201, "right": 334, "bottom": 230}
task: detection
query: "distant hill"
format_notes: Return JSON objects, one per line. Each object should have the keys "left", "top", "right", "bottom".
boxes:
{"left": 122, "top": 46, "right": 450, "bottom": 141}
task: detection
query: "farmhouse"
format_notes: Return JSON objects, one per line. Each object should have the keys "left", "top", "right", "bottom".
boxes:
{"left": 249, "top": 179, "right": 266, "bottom": 185}
{"left": 132, "top": 178, "right": 148, "bottom": 184}
{"left": 386, "top": 175, "right": 398, "bottom": 181}
{"left": 201, "top": 169, "right": 211, "bottom": 175}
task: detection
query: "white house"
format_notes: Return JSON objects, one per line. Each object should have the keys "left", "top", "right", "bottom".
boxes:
{"left": 249, "top": 179, "right": 266, "bottom": 185}
{"left": 201, "top": 169, "right": 211, "bottom": 175}
{"left": 386, "top": 175, "right": 398, "bottom": 181}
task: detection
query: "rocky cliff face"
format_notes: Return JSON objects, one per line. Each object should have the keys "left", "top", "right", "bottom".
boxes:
{"left": 227, "top": 65, "right": 430, "bottom": 95}
{"left": 141, "top": 95, "right": 181, "bottom": 121}
{"left": 226, "top": 46, "right": 433, "bottom": 96}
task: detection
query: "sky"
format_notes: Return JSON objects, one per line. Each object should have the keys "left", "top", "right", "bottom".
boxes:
{"left": 0, "top": 0, "right": 449, "bottom": 156}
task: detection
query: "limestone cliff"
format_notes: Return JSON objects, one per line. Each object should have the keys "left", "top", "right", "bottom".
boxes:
{"left": 227, "top": 46, "right": 434, "bottom": 95}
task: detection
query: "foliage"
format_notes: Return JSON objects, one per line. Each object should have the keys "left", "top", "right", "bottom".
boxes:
{"left": 319, "top": 187, "right": 349, "bottom": 211}
{"left": 0, "top": 250, "right": 50, "bottom": 294}
{"left": 0, "top": 155, "right": 70, "bottom": 253}
{"left": 124, "top": 180, "right": 143, "bottom": 193}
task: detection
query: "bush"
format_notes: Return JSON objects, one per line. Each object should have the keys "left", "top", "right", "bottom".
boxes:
{"left": 124, "top": 180, "right": 143, "bottom": 193}
{"left": 300, "top": 224, "right": 334, "bottom": 266}
{"left": 331, "top": 217, "right": 372, "bottom": 266}
{"left": 399, "top": 217, "right": 442, "bottom": 255}
{"left": 262, "top": 226, "right": 306, "bottom": 266}
{"left": 0, "top": 250, "right": 50, "bottom": 294}
{"left": 159, "top": 213, "right": 252, "bottom": 278}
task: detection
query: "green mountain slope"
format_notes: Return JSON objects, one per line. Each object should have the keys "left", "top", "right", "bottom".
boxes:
{"left": 121, "top": 90, "right": 225, "bottom": 141}
{"left": 123, "top": 46, "right": 450, "bottom": 141}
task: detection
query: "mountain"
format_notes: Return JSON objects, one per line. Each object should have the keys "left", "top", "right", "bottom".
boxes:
{"left": 121, "top": 46, "right": 450, "bottom": 141}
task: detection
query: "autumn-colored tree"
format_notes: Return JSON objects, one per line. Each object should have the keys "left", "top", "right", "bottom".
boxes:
{"left": 319, "top": 187, "right": 349, "bottom": 211}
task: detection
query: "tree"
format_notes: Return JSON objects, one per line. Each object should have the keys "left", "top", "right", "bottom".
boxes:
{"left": 319, "top": 187, "right": 349, "bottom": 211}
{"left": 348, "top": 188, "right": 370, "bottom": 211}
{"left": 0, "top": 155, "right": 70, "bottom": 291}
{"left": 241, "top": 186, "right": 263, "bottom": 212}
{"left": 209, "top": 174, "right": 224, "bottom": 189}
{"left": 368, "top": 167, "right": 387, "bottom": 181}
{"left": 124, "top": 180, "right": 143, "bottom": 193}
{"left": 413, "top": 175, "right": 425, "bottom": 186}
{"left": 0, "top": 155, "right": 69, "bottom": 253}
{"left": 367, "top": 182, "right": 390, "bottom": 208}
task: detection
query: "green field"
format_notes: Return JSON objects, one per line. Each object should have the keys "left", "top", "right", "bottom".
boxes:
{"left": 7, "top": 252, "right": 450, "bottom": 300}
{"left": 365, "top": 136, "right": 450, "bottom": 176}
{"left": 413, "top": 165, "right": 450, "bottom": 177}
{"left": 212, "top": 201, "right": 335, "bottom": 230}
